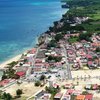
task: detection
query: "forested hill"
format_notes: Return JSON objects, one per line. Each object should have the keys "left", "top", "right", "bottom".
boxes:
{"left": 63, "top": 0, "right": 100, "bottom": 7}
{"left": 62, "top": 0, "right": 100, "bottom": 33}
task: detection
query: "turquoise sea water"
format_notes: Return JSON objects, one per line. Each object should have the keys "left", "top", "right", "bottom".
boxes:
{"left": 0, "top": 0, "right": 67, "bottom": 63}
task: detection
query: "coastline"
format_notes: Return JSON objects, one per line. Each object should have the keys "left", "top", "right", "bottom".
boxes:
{"left": 0, "top": 54, "right": 21, "bottom": 69}
{"left": 0, "top": 2, "right": 67, "bottom": 69}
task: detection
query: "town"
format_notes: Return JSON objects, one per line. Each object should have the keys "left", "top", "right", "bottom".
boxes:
{"left": 0, "top": 0, "right": 100, "bottom": 100}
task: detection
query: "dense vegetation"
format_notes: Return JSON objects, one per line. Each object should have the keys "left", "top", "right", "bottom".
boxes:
{"left": 62, "top": 0, "right": 100, "bottom": 33}
{"left": 47, "top": 55, "right": 62, "bottom": 63}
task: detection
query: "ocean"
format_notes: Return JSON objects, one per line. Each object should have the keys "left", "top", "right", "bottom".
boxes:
{"left": 0, "top": 0, "right": 67, "bottom": 63}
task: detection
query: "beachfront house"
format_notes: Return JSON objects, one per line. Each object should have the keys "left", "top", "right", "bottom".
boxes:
{"left": 16, "top": 71, "right": 26, "bottom": 78}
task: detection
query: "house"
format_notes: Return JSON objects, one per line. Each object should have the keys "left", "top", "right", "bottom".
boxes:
{"left": 36, "top": 50, "right": 46, "bottom": 59}
{"left": 75, "top": 43, "right": 83, "bottom": 50}
{"left": 87, "top": 61, "right": 93, "bottom": 68}
{"left": 76, "top": 95, "right": 85, "bottom": 100}
{"left": 16, "top": 71, "right": 26, "bottom": 77}
{"left": 27, "top": 54, "right": 35, "bottom": 63}
{"left": 68, "top": 58, "right": 74, "bottom": 64}
{"left": 70, "top": 33, "right": 80, "bottom": 37}
{"left": 62, "top": 94, "right": 71, "bottom": 100}
{"left": 85, "top": 84, "right": 92, "bottom": 90}
{"left": 53, "top": 83, "right": 59, "bottom": 88}
{"left": 92, "top": 84, "right": 98, "bottom": 90}
{"left": 85, "top": 94, "right": 93, "bottom": 100}
{"left": 34, "top": 90, "right": 51, "bottom": 100}
{"left": 64, "top": 84, "right": 73, "bottom": 89}
{"left": 0, "top": 79, "right": 10, "bottom": 87}
{"left": 54, "top": 93, "right": 63, "bottom": 100}
{"left": 35, "top": 59, "right": 43, "bottom": 63}
{"left": 28, "top": 48, "right": 36, "bottom": 54}
{"left": 73, "top": 90, "right": 82, "bottom": 95}
{"left": 41, "top": 93, "right": 51, "bottom": 100}
{"left": 66, "top": 89, "right": 74, "bottom": 95}
{"left": 86, "top": 54, "right": 93, "bottom": 60}
{"left": 33, "top": 66, "right": 47, "bottom": 74}
{"left": 72, "top": 62, "right": 80, "bottom": 69}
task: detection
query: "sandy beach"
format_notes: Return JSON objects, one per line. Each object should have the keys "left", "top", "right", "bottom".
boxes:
{"left": 0, "top": 50, "right": 28, "bottom": 69}
{"left": 0, "top": 55, "right": 21, "bottom": 69}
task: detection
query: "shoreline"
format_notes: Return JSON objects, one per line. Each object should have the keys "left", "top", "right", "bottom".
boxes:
{"left": 0, "top": 54, "right": 21, "bottom": 69}
{"left": 0, "top": 3, "right": 67, "bottom": 69}
{"left": 0, "top": 50, "right": 28, "bottom": 69}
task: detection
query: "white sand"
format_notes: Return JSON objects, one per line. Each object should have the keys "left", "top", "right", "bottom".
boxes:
{"left": 5, "top": 82, "right": 45, "bottom": 98}
{"left": 0, "top": 55, "right": 21, "bottom": 69}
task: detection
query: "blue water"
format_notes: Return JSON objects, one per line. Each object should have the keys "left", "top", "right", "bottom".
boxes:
{"left": 0, "top": 0, "right": 67, "bottom": 63}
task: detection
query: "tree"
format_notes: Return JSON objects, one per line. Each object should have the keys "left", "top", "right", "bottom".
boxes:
{"left": 95, "top": 47, "right": 100, "bottom": 53}
{"left": 55, "top": 34, "right": 63, "bottom": 42}
{"left": 2, "top": 74, "right": 7, "bottom": 80}
{"left": 6, "top": 93, "right": 12, "bottom": 100}
{"left": 16, "top": 89, "right": 23, "bottom": 97}
{"left": 8, "top": 61, "right": 18, "bottom": 68}
{"left": 82, "top": 91, "right": 89, "bottom": 95}
{"left": 2, "top": 92, "right": 7, "bottom": 99}
{"left": 53, "top": 21, "right": 58, "bottom": 26}
{"left": 71, "top": 94, "right": 76, "bottom": 100}
{"left": 47, "top": 56, "right": 62, "bottom": 62}
{"left": 40, "top": 75, "right": 46, "bottom": 81}
{"left": 6, "top": 68, "right": 15, "bottom": 78}
{"left": 79, "top": 32, "right": 92, "bottom": 41}
{"left": 35, "top": 81, "right": 41, "bottom": 87}
{"left": 47, "top": 40, "right": 57, "bottom": 48}
{"left": 2, "top": 92, "right": 12, "bottom": 100}
{"left": 49, "top": 26, "right": 54, "bottom": 32}
{"left": 12, "top": 74, "right": 20, "bottom": 79}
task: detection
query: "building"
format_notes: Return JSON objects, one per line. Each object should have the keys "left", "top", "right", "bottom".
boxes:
{"left": 34, "top": 90, "right": 51, "bottom": 100}
{"left": 62, "top": 94, "right": 71, "bottom": 100}
{"left": 76, "top": 95, "right": 85, "bottom": 100}
{"left": 85, "top": 94, "right": 93, "bottom": 100}
{"left": 54, "top": 93, "right": 63, "bottom": 100}
{"left": 16, "top": 71, "right": 26, "bottom": 78}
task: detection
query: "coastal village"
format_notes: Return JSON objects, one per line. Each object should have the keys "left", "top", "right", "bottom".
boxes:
{"left": 0, "top": 0, "right": 100, "bottom": 100}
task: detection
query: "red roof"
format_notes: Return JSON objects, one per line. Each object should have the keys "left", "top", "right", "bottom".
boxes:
{"left": 54, "top": 93, "right": 63, "bottom": 98}
{"left": 93, "top": 84, "right": 98, "bottom": 90}
{"left": 63, "top": 94, "right": 70, "bottom": 98}
{"left": 29, "top": 48, "right": 36, "bottom": 54}
{"left": 0, "top": 79, "right": 10, "bottom": 86}
{"left": 66, "top": 89, "right": 74, "bottom": 95}
{"left": 16, "top": 71, "right": 25, "bottom": 77}
{"left": 64, "top": 84, "right": 73, "bottom": 88}
{"left": 35, "top": 63, "right": 43, "bottom": 67}
{"left": 86, "top": 54, "right": 92, "bottom": 59}
{"left": 53, "top": 83, "right": 59, "bottom": 88}
{"left": 85, "top": 94, "right": 93, "bottom": 100}
{"left": 88, "top": 61, "right": 92, "bottom": 65}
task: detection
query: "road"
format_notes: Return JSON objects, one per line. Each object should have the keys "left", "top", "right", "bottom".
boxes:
{"left": 61, "top": 44, "right": 72, "bottom": 80}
